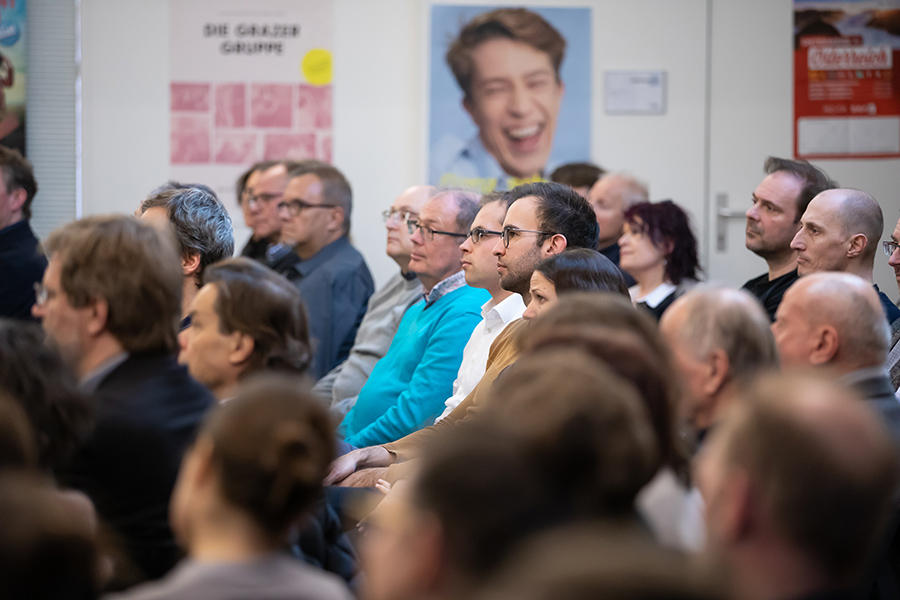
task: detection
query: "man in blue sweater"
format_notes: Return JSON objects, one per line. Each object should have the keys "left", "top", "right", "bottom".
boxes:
{"left": 339, "top": 190, "right": 489, "bottom": 447}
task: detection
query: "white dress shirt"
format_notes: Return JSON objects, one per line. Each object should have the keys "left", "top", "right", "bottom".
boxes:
{"left": 434, "top": 293, "right": 526, "bottom": 422}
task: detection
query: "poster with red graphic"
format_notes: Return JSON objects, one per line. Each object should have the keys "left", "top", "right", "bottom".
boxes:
{"left": 794, "top": 1, "right": 900, "bottom": 158}
{"left": 170, "top": 0, "right": 333, "bottom": 206}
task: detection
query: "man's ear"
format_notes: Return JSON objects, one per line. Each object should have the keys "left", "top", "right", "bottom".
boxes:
{"left": 6, "top": 187, "right": 26, "bottom": 214}
{"left": 85, "top": 298, "right": 110, "bottom": 337}
{"left": 183, "top": 252, "right": 201, "bottom": 277}
{"left": 846, "top": 233, "right": 867, "bottom": 259}
{"left": 327, "top": 206, "right": 346, "bottom": 233}
{"left": 543, "top": 233, "right": 568, "bottom": 256}
{"left": 229, "top": 332, "right": 255, "bottom": 367}
{"left": 703, "top": 348, "right": 731, "bottom": 399}
{"left": 809, "top": 325, "right": 839, "bottom": 365}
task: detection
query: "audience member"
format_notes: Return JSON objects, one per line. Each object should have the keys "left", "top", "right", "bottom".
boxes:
{"left": 338, "top": 190, "right": 487, "bottom": 448}
{"left": 620, "top": 200, "right": 701, "bottom": 320}
{"left": 242, "top": 161, "right": 299, "bottom": 270}
{"left": 660, "top": 287, "right": 778, "bottom": 446}
{"left": 359, "top": 426, "right": 550, "bottom": 600}
{"left": 313, "top": 185, "right": 433, "bottom": 418}
{"left": 0, "top": 319, "right": 91, "bottom": 472}
{"left": 276, "top": 163, "right": 374, "bottom": 379}
{"left": 139, "top": 186, "right": 234, "bottom": 328}
{"left": 695, "top": 373, "right": 899, "bottom": 600}
{"left": 549, "top": 161, "right": 605, "bottom": 198}
{"left": 884, "top": 212, "right": 900, "bottom": 391}
{"left": 0, "top": 146, "right": 45, "bottom": 321}
{"left": 0, "top": 392, "right": 36, "bottom": 470}
{"left": 0, "top": 472, "right": 100, "bottom": 600}
{"left": 106, "top": 375, "right": 353, "bottom": 600}
{"left": 178, "top": 257, "right": 311, "bottom": 402}
{"left": 791, "top": 188, "right": 900, "bottom": 324}
{"left": 32, "top": 215, "right": 215, "bottom": 583}
{"left": 773, "top": 272, "right": 900, "bottom": 441}
{"left": 741, "top": 157, "right": 835, "bottom": 321}
{"left": 360, "top": 347, "right": 659, "bottom": 600}
{"left": 522, "top": 248, "right": 628, "bottom": 320}
{"left": 586, "top": 172, "right": 649, "bottom": 284}
{"left": 235, "top": 160, "right": 278, "bottom": 262}
{"left": 519, "top": 293, "right": 698, "bottom": 550}
{"left": 434, "top": 193, "right": 526, "bottom": 420}
{"left": 326, "top": 181, "right": 600, "bottom": 485}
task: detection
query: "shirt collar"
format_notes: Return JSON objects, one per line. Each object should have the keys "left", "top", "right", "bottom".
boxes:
{"left": 841, "top": 366, "right": 890, "bottom": 387}
{"left": 423, "top": 271, "right": 466, "bottom": 307}
{"left": 292, "top": 237, "right": 350, "bottom": 277}
{"left": 483, "top": 293, "right": 527, "bottom": 330}
{"left": 630, "top": 282, "right": 677, "bottom": 308}
{"left": 79, "top": 352, "right": 129, "bottom": 393}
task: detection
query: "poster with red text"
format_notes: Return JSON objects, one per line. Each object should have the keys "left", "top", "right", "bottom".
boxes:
{"left": 170, "top": 0, "right": 333, "bottom": 207}
{"left": 794, "top": 1, "right": 900, "bottom": 158}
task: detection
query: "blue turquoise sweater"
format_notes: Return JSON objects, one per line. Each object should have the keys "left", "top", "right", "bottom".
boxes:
{"left": 339, "top": 284, "right": 489, "bottom": 447}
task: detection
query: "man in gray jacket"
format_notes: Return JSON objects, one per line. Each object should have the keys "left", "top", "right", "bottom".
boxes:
{"left": 313, "top": 185, "right": 435, "bottom": 418}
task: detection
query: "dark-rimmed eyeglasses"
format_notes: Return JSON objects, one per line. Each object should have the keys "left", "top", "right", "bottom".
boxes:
{"left": 277, "top": 199, "right": 338, "bottom": 217}
{"left": 382, "top": 208, "right": 417, "bottom": 225}
{"left": 467, "top": 227, "right": 502, "bottom": 244}
{"left": 407, "top": 219, "right": 468, "bottom": 242}
{"left": 884, "top": 241, "right": 900, "bottom": 257}
{"left": 500, "top": 226, "right": 560, "bottom": 248}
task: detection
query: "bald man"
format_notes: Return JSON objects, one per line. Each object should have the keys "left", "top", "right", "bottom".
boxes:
{"left": 696, "top": 373, "right": 899, "bottom": 600}
{"left": 773, "top": 272, "right": 900, "bottom": 441}
{"left": 313, "top": 185, "right": 435, "bottom": 418}
{"left": 660, "top": 286, "right": 778, "bottom": 446}
{"left": 586, "top": 173, "right": 648, "bottom": 285}
{"left": 791, "top": 188, "right": 900, "bottom": 324}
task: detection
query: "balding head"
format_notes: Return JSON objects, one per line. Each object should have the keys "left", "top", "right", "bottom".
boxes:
{"left": 697, "top": 373, "right": 899, "bottom": 583}
{"left": 791, "top": 188, "right": 883, "bottom": 277}
{"left": 661, "top": 287, "right": 778, "bottom": 431}
{"left": 587, "top": 173, "right": 649, "bottom": 249}
{"left": 773, "top": 272, "right": 889, "bottom": 373}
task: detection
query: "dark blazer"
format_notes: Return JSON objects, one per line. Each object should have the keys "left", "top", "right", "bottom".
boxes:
{"left": 57, "top": 351, "right": 215, "bottom": 583}
{"left": 0, "top": 220, "right": 47, "bottom": 321}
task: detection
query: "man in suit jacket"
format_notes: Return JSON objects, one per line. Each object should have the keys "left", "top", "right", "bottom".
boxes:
{"left": 32, "top": 216, "right": 214, "bottom": 584}
{"left": 0, "top": 146, "right": 46, "bottom": 321}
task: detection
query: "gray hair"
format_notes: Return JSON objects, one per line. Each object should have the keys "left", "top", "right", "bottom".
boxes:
{"left": 675, "top": 286, "right": 779, "bottom": 381}
{"left": 432, "top": 188, "right": 481, "bottom": 233}
{"left": 796, "top": 273, "right": 889, "bottom": 368}
{"left": 140, "top": 186, "right": 234, "bottom": 282}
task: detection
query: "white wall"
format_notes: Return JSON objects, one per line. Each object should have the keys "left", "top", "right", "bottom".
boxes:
{"left": 79, "top": 0, "right": 900, "bottom": 295}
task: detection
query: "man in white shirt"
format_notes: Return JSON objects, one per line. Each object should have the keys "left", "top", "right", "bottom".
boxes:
{"left": 435, "top": 192, "right": 526, "bottom": 421}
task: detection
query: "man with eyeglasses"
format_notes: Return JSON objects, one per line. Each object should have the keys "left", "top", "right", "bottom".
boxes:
{"left": 276, "top": 163, "right": 374, "bottom": 379}
{"left": 313, "top": 185, "right": 435, "bottom": 418}
{"left": 790, "top": 187, "right": 900, "bottom": 325}
{"left": 240, "top": 161, "right": 290, "bottom": 262}
{"left": 326, "top": 182, "right": 599, "bottom": 488}
{"left": 337, "top": 190, "right": 489, "bottom": 449}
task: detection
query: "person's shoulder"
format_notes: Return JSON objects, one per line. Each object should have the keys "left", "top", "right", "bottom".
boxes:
{"left": 271, "top": 557, "right": 355, "bottom": 600}
{"left": 741, "top": 272, "right": 769, "bottom": 293}
{"left": 98, "top": 352, "right": 214, "bottom": 407}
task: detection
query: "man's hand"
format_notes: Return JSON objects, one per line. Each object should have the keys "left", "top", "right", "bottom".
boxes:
{"left": 324, "top": 445, "right": 395, "bottom": 486}
{"left": 336, "top": 467, "right": 390, "bottom": 488}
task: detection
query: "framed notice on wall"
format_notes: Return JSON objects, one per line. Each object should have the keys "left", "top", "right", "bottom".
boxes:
{"left": 0, "top": 0, "right": 25, "bottom": 155}
{"left": 794, "top": 1, "right": 900, "bottom": 159}
{"left": 170, "top": 0, "right": 333, "bottom": 205}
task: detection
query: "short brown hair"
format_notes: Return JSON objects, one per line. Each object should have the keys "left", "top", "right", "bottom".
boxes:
{"left": 203, "top": 258, "right": 311, "bottom": 377}
{"left": 44, "top": 216, "right": 183, "bottom": 354}
{"left": 204, "top": 374, "right": 334, "bottom": 538}
{"left": 446, "top": 8, "right": 566, "bottom": 101}
{"left": 549, "top": 162, "right": 605, "bottom": 191}
{"left": 724, "top": 374, "right": 899, "bottom": 580}
{"left": 0, "top": 146, "right": 38, "bottom": 219}
{"left": 763, "top": 156, "right": 836, "bottom": 219}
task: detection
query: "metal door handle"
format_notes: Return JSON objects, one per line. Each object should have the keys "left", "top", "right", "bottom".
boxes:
{"left": 716, "top": 193, "right": 745, "bottom": 252}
